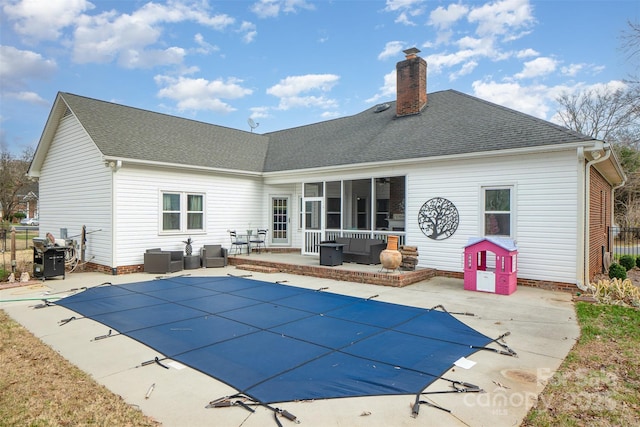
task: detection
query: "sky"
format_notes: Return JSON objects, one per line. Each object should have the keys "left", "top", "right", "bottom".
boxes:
{"left": 1, "top": 0, "right": 639, "bottom": 157}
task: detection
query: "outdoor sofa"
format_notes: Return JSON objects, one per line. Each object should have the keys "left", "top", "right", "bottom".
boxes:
{"left": 144, "top": 248, "right": 184, "bottom": 273}
{"left": 333, "top": 237, "right": 386, "bottom": 265}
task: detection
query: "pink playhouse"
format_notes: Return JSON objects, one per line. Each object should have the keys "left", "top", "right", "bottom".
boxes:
{"left": 464, "top": 237, "right": 518, "bottom": 295}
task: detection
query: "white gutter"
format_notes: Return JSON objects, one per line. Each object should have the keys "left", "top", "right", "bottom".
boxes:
{"left": 264, "top": 141, "right": 598, "bottom": 183}
{"left": 101, "top": 156, "right": 263, "bottom": 178}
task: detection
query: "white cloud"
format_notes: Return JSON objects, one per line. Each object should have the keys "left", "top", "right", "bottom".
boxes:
{"left": 321, "top": 111, "right": 340, "bottom": 119}
{"left": 250, "top": 106, "right": 271, "bottom": 119}
{"left": 276, "top": 95, "right": 338, "bottom": 111}
{"left": 239, "top": 21, "right": 257, "bottom": 43}
{"left": 8, "top": 91, "right": 49, "bottom": 106}
{"left": 423, "top": 0, "right": 536, "bottom": 81}
{"left": 468, "top": 0, "right": 535, "bottom": 39}
{"left": 395, "top": 12, "right": 416, "bottom": 26}
{"left": 193, "top": 33, "right": 219, "bottom": 54}
{"left": 516, "top": 48, "right": 539, "bottom": 58}
{"left": 267, "top": 74, "right": 339, "bottom": 110}
{"left": 68, "top": 1, "right": 234, "bottom": 67}
{"left": 2, "top": 0, "right": 282, "bottom": 71}
{"left": 3, "top": 0, "right": 94, "bottom": 41}
{"left": 0, "top": 45, "right": 57, "bottom": 91}
{"left": 385, "top": 0, "right": 425, "bottom": 25}
{"left": 450, "top": 60, "right": 478, "bottom": 81}
{"left": 251, "top": 0, "right": 315, "bottom": 19}
{"left": 378, "top": 41, "right": 405, "bottom": 60}
{"left": 267, "top": 74, "right": 339, "bottom": 97}
{"left": 514, "top": 56, "right": 557, "bottom": 79}
{"left": 429, "top": 3, "right": 469, "bottom": 30}
{"left": 155, "top": 75, "right": 253, "bottom": 113}
{"left": 426, "top": 49, "right": 478, "bottom": 74}
{"left": 384, "top": 0, "right": 425, "bottom": 12}
{"left": 365, "top": 69, "right": 396, "bottom": 104}
{"left": 472, "top": 79, "right": 553, "bottom": 118}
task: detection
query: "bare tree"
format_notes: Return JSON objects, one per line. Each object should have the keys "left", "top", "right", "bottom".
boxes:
{"left": 621, "top": 20, "right": 640, "bottom": 71}
{"left": 0, "top": 148, "right": 34, "bottom": 222}
{"left": 555, "top": 84, "right": 640, "bottom": 226}
{"left": 555, "top": 85, "right": 640, "bottom": 146}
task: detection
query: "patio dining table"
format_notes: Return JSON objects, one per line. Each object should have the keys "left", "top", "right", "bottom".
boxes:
{"left": 234, "top": 232, "right": 253, "bottom": 255}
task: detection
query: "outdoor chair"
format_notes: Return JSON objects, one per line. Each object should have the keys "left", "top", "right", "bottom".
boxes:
{"left": 229, "top": 231, "right": 248, "bottom": 255}
{"left": 200, "top": 244, "right": 228, "bottom": 268}
{"left": 144, "top": 248, "right": 184, "bottom": 273}
{"left": 250, "top": 229, "right": 268, "bottom": 253}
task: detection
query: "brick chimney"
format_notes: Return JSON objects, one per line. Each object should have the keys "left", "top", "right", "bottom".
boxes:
{"left": 396, "top": 47, "right": 427, "bottom": 117}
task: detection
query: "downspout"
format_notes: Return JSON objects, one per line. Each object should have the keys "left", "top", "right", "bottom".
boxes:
{"left": 580, "top": 142, "right": 610, "bottom": 290}
{"left": 108, "top": 160, "right": 122, "bottom": 274}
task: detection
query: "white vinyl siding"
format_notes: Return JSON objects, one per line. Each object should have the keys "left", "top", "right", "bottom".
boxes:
{"left": 405, "top": 150, "right": 578, "bottom": 284}
{"left": 38, "top": 114, "right": 113, "bottom": 268}
{"left": 113, "top": 165, "right": 264, "bottom": 266}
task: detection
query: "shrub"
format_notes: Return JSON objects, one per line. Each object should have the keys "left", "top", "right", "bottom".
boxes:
{"left": 636, "top": 255, "right": 640, "bottom": 268}
{"left": 608, "top": 263, "right": 627, "bottom": 280}
{"left": 619, "top": 255, "right": 636, "bottom": 271}
{"left": 589, "top": 277, "right": 640, "bottom": 307}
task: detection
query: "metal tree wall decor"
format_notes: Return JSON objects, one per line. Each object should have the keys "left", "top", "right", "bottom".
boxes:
{"left": 418, "top": 197, "right": 459, "bottom": 240}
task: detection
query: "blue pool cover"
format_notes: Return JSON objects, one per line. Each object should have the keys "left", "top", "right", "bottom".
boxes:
{"left": 57, "top": 276, "right": 494, "bottom": 405}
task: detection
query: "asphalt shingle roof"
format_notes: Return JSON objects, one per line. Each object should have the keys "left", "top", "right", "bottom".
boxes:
{"left": 59, "top": 90, "right": 595, "bottom": 174}
{"left": 263, "top": 90, "right": 595, "bottom": 172}
{"left": 61, "top": 92, "right": 268, "bottom": 173}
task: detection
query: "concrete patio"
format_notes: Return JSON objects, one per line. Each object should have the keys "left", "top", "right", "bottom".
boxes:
{"left": 1, "top": 264, "right": 580, "bottom": 427}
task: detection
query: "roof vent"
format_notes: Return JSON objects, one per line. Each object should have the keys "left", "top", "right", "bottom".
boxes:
{"left": 374, "top": 103, "right": 390, "bottom": 113}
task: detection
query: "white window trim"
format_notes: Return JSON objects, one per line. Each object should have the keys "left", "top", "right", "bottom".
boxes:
{"left": 480, "top": 184, "right": 516, "bottom": 239}
{"left": 160, "top": 191, "right": 205, "bottom": 235}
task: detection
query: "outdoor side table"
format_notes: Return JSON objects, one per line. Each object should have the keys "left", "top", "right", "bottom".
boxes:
{"left": 184, "top": 255, "right": 200, "bottom": 269}
{"left": 319, "top": 243, "right": 346, "bottom": 266}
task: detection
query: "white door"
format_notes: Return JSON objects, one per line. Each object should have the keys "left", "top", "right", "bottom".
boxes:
{"left": 476, "top": 270, "right": 496, "bottom": 292}
{"left": 302, "top": 197, "right": 323, "bottom": 255}
{"left": 271, "top": 196, "right": 290, "bottom": 245}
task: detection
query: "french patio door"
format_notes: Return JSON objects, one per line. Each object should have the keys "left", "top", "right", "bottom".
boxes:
{"left": 271, "top": 196, "right": 290, "bottom": 245}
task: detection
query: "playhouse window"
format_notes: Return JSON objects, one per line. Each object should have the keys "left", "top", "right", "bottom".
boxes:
{"left": 483, "top": 187, "right": 512, "bottom": 237}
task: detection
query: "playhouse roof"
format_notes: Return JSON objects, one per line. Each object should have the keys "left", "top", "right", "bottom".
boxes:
{"left": 465, "top": 236, "right": 518, "bottom": 252}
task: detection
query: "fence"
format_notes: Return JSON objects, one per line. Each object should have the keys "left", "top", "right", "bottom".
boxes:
{"left": 0, "top": 227, "right": 39, "bottom": 252}
{"left": 609, "top": 226, "right": 640, "bottom": 259}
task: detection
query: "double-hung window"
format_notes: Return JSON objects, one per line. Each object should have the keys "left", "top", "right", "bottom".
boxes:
{"left": 162, "top": 192, "right": 204, "bottom": 233}
{"left": 483, "top": 187, "right": 513, "bottom": 237}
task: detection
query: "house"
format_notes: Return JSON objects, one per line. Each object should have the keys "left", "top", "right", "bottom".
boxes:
{"left": 27, "top": 48, "right": 625, "bottom": 290}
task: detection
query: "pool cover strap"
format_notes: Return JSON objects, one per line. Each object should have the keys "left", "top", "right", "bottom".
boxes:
{"left": 207, "top": 394, "right": 299, "bottom": 426}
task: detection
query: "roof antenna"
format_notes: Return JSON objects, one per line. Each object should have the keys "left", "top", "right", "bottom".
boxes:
{"left": 247, "top": 118, "right": 259, "bottom": 133}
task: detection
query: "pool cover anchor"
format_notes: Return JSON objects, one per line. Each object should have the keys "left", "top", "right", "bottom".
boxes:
{"left": 92, "top": 329, "right": 113, "bottom": 341}
{"left": 138, "top": 356, "right": 170, "bottom": 369}
{"left": 472, "top": 331, "right": 518, "bottom": 357}
{"left": 207, "top": 394, "right": 300, "bottom": 426}
{"left": 59, "top": 316, "right": 77, "bottom": 326}
{"left": 411, "top": 377, "right": 484, "bottom": 417}
{"left": 430, "top": 304, "right": 475, "bottom": 316}
{"left": 44, "top": 286, "right": 89, "bottom": 296}
{"left": 411, "top": 395, "right": 451, "bottom": 417}
{"left": 32, "top": 299, "right": 56, "bottom": 309}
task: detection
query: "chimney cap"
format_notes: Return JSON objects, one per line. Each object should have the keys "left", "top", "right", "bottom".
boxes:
{"left": 403, "top": 47, "right": 421, "bottom": 59}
